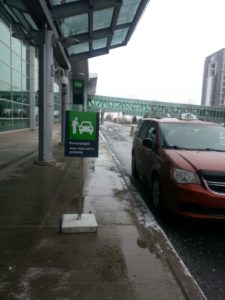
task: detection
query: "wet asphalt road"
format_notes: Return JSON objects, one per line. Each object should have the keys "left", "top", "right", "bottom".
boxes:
{"left": 100, "top": 121, "right": 225, "bottom": 300}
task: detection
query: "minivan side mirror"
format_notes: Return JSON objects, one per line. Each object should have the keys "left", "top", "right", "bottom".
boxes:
{"left": 143, "top": 138, "right": 155, "bottom": 149}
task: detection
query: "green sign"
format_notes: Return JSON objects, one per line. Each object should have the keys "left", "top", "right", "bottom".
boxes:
{"left": 74, "top": 80, "right": 83, "bottom": 88}
{"left": 73, "top": 80, "right": 84, "bottom": 105}
{"left": 65, "top": 111, "right": 99, "bottom": 157}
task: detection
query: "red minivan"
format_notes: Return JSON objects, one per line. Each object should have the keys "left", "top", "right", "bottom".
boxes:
{"left": 131, "top": 117, "right": 225, "bottom": 219}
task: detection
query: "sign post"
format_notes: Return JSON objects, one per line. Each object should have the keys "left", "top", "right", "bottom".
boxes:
{"left": 62, "top": 111, "right": 99, "bottom": 233}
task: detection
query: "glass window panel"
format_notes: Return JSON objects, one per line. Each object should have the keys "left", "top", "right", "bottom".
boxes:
{"left": 51, "top": 0, "right": 62, "bottom": 5}
{"left": 111, "top": 28, "right": 129, "bottom": 46}
{"left": 13, "top": 102, "right": 23, "bottom": 118}
{"left": 22, "top": 45, "right": 27, "bottom": 61}
{"left": 122, "top": 0, "right": 141, "bottom": 4}
{"left": 22, "top": 60, "right": 26, "bottom": 76}
{"left": 17, "top": 119, "right": 30, "bottom": 129}
{"left": 54, "top": 97, "right": 60, "bottom": 105}
{"left": 27, "top": 77, "right": 30, "bottom": 91}
{"left": 54, "top": 82, "right": 59, "bottom": 93}
{"left": 54, "top": 112, "right": 60, "bottom": 124}
{"left": 13, "top": 119, "right": 29, "bottom": 130}
{"left": 12, "top": 37, "right": 21, "bottom": 55}
{"left": 61, "top": 14, "right": 88, "bottom": 37}
{"left": 0, "top": 99, "right": 11, "bottom": 118}
{"left": 22, "top": 61, "right": 30, "bottom": 77}
{"left": 12, "top": 52, "right": 21, "bottom": 72}
{"left": 35, "top": 93, "right": 39, "bottom": 111}
{"left": 93, "top": 8, "right": 114, "bottom": 31}
{"left": 68, "top": 42, "right": 89, "bottom": 55}
{"left": 26, "top": 47, "right": 30, "bottom": 61}
{"left": 0, "top": 42, "right": 10, "bottom": 65}
{"left": 23, "top": 92, "right": 29, "bottom": 104}
{"left": 0, "top": 100, "right": 4, "bottom": 117}
{"left": 23, "top": 13, "right": 39, "bottom": 31}
{"left": 22, "top": 104, "right": 29, "bottom": 118}
{"left": 53, "top": 81, "right": 60, "bottom": 124}
{"left": 117, "top": 1, "right": 140, "bottom": 25}
{"left": 54, "top": 94, "right": 60, "bottom": 105}
{"left": 34, "top": 57, "right": 38, "bottom": 72}
{"left": 0, "top": 21, "right": 10, "bottom": 46}
{"left": 22, "top": 76, "right": 30, "bottom": 92}
{"left": 3, "top": 4, "right": 20, "bottom": 23}
{"left": 1, "top": 100, "right": 12, "bottom": 118}
{"left": 0, "top": 61, "right": 10, "bottom": 83}
{"left": 12, "top": 119, "right": 21, "bottom": 129}
{"left": 0, "top": 81, "right": 11, "bottom": 100}
{"left": 12, "top": 70, "right": 21, "bottom": 90}
{"left": 35, "top": 80, "right": 38, "bottom": 93}
{"left": 51, "top": 0, "right": 79, "bottom": 5}
{"left": 12, "top": 91, "right": 22, "bottom": 103}
{"left": 22, "top": 76, "right": 27, "bottom": 91}
{"left": 93, "top": 38, "right": 107, "bottom": 50}
{"left": 54, "top": 106, "right": 60, "bottom": 124}
{"left": 0, "top": 119, "right": 13, "bottom": 131}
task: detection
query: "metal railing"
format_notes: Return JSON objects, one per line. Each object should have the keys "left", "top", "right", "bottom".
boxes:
{"left": 88, "top": 94, "right": 225, "bottom": 123}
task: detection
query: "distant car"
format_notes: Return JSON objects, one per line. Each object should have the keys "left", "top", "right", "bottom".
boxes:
{"left": 180, "top": 113, "right": 197, "bottom": 120}
{"left": 79, "top": 121, "right": 94, "bottom": 135}
{"left": 132, "top": 117, "right": 225, "bottom": 220}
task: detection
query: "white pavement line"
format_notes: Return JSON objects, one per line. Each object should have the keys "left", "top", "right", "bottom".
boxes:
{"left": 99, "top": 130, "right": 107, "bottom": 144}
{"left": 0, "top": 150, "right": 38, "bottom": 180}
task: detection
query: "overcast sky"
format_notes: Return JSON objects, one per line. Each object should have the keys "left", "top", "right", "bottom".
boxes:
{"left": 89, "top": 0, "right": 225, "bottom": 105}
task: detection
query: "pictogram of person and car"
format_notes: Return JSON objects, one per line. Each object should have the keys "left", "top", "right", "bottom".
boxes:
{"left": 72, "top": 117, "right": 94, "bottom": 135}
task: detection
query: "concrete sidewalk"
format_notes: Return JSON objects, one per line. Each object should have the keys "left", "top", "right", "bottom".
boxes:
{"left": 0, "top": 127, "right": 206, "bottom": 300}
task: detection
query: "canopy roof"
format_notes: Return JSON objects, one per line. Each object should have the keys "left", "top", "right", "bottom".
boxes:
{"left": 0, "top": 0, "right": 149, "bottom": 68}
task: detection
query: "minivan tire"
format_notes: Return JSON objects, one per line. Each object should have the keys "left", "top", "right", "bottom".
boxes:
{"left": 131, "top": 154, "right": 138, "bottom": 178}
{"left": 152, "top": 176, "right": 164, "bottom": 213}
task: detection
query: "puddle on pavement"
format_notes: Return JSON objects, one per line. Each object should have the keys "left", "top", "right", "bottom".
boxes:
{"left": 96, "top": 245, "right": 127, "bottom": 282}
{"left": 113, "top": 188, "right": 129, "bottom": 200}
{"left": 136, "top": 238, "right": 148, "bottom": 249}
{"left": 109, "top": 166, "right": 118, "bottom": 172}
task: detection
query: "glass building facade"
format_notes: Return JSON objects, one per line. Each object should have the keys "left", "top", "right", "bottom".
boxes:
{"left": 0, "top": 19, "right": 61, "bottom": 132}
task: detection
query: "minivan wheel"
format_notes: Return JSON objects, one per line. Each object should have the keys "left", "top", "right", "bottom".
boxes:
{"left": 131, "top": 154, "right": 138, "bottom": 178}
{"left": 152, "top": 176, "right": 163, "bottom": 213}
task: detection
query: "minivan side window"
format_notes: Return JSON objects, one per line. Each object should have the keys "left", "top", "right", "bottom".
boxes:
{"left": 146, "top": 124, "right": 157, "bottom": 146}
{"left": 138, "top": 121, "right": 151, "bottom": 139}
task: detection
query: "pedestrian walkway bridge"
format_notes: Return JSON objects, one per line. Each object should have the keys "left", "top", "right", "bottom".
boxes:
{"left": 88, "top": 95, "right": 225, "bottom": 123}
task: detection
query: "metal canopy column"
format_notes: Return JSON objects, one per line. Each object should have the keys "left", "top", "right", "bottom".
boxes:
{"left": 37, "top": 28, "right": 55, "bottom": 164}
{"left": 29, "top": 46, "right": 36, "bottom": 130}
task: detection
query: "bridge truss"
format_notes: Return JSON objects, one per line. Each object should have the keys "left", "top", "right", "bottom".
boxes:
{"left": 88, "top": 95, "right": 225, "bottom": 123}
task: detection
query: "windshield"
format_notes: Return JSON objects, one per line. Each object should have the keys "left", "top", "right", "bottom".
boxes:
{"left": 160, "top": 123, "right": 225, "bottom": 151}
{"left": 82, "top": 122, "right": 91, "bottom": 126}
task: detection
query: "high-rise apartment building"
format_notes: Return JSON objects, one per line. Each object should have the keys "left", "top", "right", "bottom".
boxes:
{"left": 201, "top": 48, "right": 225, "bottom": 107}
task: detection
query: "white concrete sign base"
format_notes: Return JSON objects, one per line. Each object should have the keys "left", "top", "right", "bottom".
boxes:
{"left": 61, "top": 213, "right": 98, "bottom": 233}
